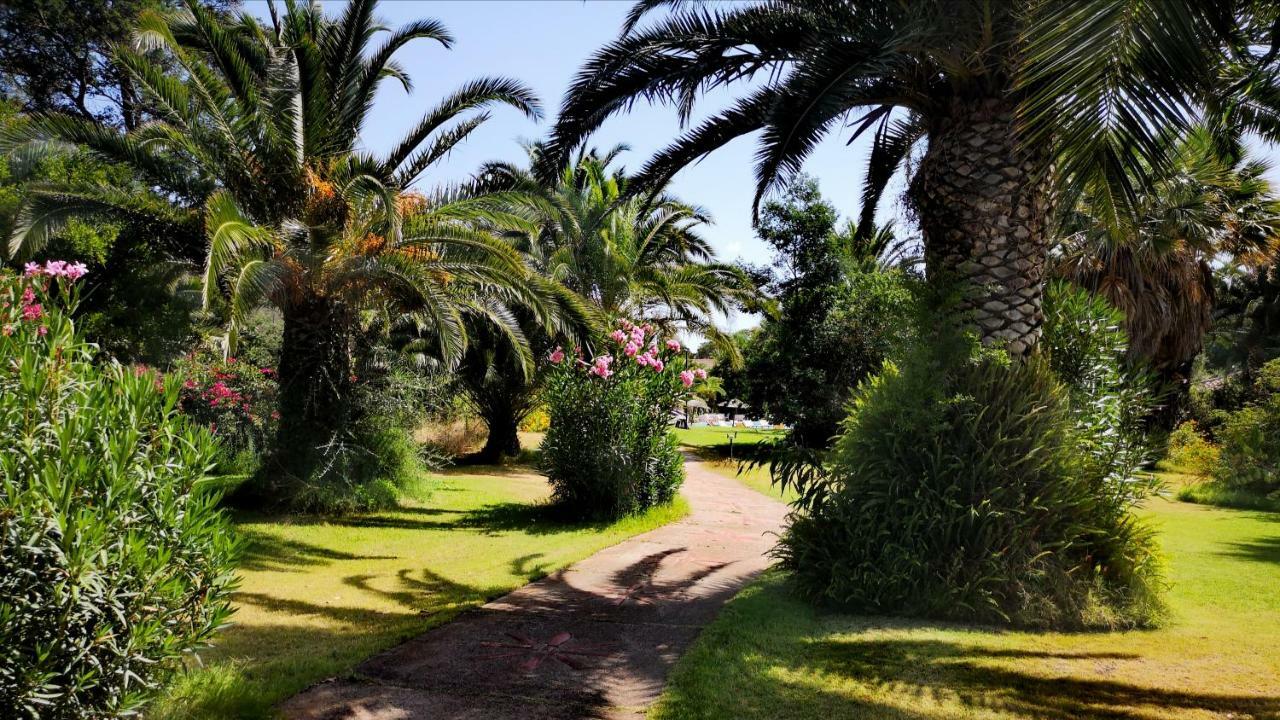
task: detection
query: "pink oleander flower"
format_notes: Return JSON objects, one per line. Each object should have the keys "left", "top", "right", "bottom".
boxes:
{"left": 64, "top": 262, "right": 88, "bottom": 281}
{"left": 1, "top": 324, "right": 13, "bottom": 336}
{"left": 23, "top": 262, "right": 41, "bottom": 277}
{"left": 609, "top": 329, "right": 627, "bottom": 344}
{"left": 549, "top": 346, "right": 565, "bottom": 364}
{"left": 636, "top": 353, "right": 650, "bottom": 367}
{"left": 652, "top": 358, "right": 664, "bottom": 372}
{"left": 679, "top": 370, "right": 695, "bottom": 387}
{"left": 36, "top": 325, "right": 48, "bottom": 337}
{"left": 43, "top": 260, "right": 67, "bottom": 277}
{"left": 666, "top": 339, "right": 681, "bottom": 352}
{"left": 590, "top": 354, "right": 614, "bottom": 378}
{"left": 21, "top": 287, "right": 35, "bottom": 305}
{"left": 624, "top": 342, "right": 639, "bottom": 357}
{"left": 22, "top": 303, "right": 43, "bottom": 322}
{"left": 694, "top": 368, "right": 708, "bottom": 380}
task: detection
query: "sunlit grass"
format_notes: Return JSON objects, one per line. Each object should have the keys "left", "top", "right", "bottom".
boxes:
{"left": 151, "top": 466, "right": 688, "bottom": 720}
{"left": 652, "top": 476, "right": 1280, "bottom": 720}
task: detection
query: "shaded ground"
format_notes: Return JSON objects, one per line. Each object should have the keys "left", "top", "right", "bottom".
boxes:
{"left": 280, "top": 458, "right": 788, "bottom": 720}
{"left": 652, "top": 493, "right": 1280, "bottom": 720}
{"left": 149, "top": 466, "right": 687, "bottom": 720}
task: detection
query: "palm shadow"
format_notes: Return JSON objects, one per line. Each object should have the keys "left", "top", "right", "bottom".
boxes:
{"left": 784, "top": 632, "right": 1280, "bottom": 719}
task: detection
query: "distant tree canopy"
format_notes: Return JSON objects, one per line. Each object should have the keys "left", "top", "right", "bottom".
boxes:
{"left": 738, "top": 176, "right": 914, "bottom": 447}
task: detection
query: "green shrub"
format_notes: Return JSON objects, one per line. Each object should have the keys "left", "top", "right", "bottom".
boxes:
{"left": 540, "top": 321, "right": 702, "bottom": 520}
{"left": 775, "top": 310, "right": 1163, "bottom": 629}
{"left": 1166, "top": 421, "right": 1220, "bottom": 476}
{"left": 1210, "top": 360, "right": 1280, "bottom": 496}
{"left": 0, "top": 266, "right": 239, "bottom": 717}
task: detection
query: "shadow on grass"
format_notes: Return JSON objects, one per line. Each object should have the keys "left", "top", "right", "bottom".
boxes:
{"left": 1223, "top": 535, "right": 1280, "bottom": 566}
{"left": 802, "top": 636, "right": 1280, "bottom": 719}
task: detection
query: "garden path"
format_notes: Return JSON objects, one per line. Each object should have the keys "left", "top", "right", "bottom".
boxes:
{"left": 280, "top": 456, "right": 788, "bottom": 720}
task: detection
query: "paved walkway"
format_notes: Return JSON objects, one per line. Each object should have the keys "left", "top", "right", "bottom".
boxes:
{"left": 281, "top": 457, "right": 788, "bottom": 720}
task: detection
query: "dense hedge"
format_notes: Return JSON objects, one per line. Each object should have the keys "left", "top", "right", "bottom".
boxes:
{"left": 0, "top": 267, "right": 239, "bottom": 718}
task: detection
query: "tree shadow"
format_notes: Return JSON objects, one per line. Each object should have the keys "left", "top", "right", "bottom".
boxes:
{"left": 802, "top": 636, "right": 1280, "bottom": 719}
{"left": 236, "top": 530, "right": 402, "bottom": 572}
{"left": 1222, "top": 535, "right": 1280, "bottom": 566}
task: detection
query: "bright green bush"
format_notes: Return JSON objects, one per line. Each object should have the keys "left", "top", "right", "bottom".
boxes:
{"left": 540, "top": 321, "right": 703, "bottom": 520}
{"left": 1210, "top": 359, "right": 1280, "bottom": 496}
{"left": 0, "top": 266, "right": 239, "bottom": 718}
{"left": 775, "top": 310, "right": 1163, "bottom": 629}
{"left": 1167, "top": 421, "right": 1220, "bottom": 476}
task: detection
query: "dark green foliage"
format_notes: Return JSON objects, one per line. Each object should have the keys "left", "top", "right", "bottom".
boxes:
{"left": 776, "top": 311, "right": 1163, "bottom": 629}
{"left": 0, "top": 272, "right": 238, "bottom": 718}
{"left": 1211, "top": 359, "right": 1280, "bottom": 497}
{"left": 741, "top": 176, "right": 914, "bottom": 447}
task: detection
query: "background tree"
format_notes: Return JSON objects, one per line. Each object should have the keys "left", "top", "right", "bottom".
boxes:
{"left": 453, "top": 143, "right": 753, "bottom": 461}
{"left": 739, "top": 175, "right": 914, "bottom": 447}
{"left": 1056, "top": 129, "right": 1280, "bottom": 423}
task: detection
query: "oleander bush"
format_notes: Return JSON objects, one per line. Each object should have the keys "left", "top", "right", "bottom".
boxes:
{"left": 0, "top": 266, "right": 239, "bottom": 718}
{"left": 540, "top": 321, "right": 706, "bottom": 520}
{"left": 774, "top": 293, "right": 1163, "bottom": 629}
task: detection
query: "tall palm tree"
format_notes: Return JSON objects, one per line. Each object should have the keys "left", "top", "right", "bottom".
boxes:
{"left": 544, "top": 0, "right": 1276, "bottom": 356}
{"left": 453, "top": 143, "right": 756, "bottom": 461}
{"left": 1056, "top": 129, "right": 1280, "bottom": 413}
{"left": 1, "top": 0, "right": 551, "bottom": 490}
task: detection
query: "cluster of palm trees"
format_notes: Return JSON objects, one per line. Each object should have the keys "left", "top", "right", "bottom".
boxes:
{"left": 5, "top": 0, "right": 1280, "bottom": 488}
{"left": 0, "top": 0, "right": 752, "bottom": 490}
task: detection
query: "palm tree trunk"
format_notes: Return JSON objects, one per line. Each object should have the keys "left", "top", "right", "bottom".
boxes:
{"left": 267, "top": 294, "right": 354, "bottom": 496}
{"left": 478, "top": 403, "right": 522, "bottom": 463}
{"left": 912, "top": 97, "right": 1053, "bottom": 356}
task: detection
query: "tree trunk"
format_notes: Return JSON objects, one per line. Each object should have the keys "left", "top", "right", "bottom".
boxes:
{"left": 265, "top": 294, "right": 353, "bottom": 498}
{"left": 912, "top": 97, "right": 1053, "bottom": 356}
{"left": 477, "top": 403, "right": 522, "bottom": 463}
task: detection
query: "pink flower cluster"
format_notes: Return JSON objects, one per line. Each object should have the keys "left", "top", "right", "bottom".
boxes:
{"left": 590, "top": 354, "right": 613, "bottom": 378}
{"left": 24, "top": 260, "right": 88, "bottom": 281}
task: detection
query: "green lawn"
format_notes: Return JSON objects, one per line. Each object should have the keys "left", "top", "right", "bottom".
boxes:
{"left": 151, "top": 466, "right": 687, "bottom": 720}
{"left": 674, "top": 425, "right": 783, "bottom": 450}
{"left": 652, "top": 483, "right": 1280, "bottom": 720}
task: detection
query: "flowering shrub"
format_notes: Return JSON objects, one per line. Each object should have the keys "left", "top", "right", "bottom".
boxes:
{"left": 0, "top": 267, "right": 238, "bottom": 717}
{"left": 170, "top": 349, "right": 279, "bottom": 473}
{"left": 540, "top": 321, "right": 707, "bottom": 519}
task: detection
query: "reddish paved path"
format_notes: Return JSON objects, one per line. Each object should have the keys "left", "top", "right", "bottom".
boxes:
{"left": 280, "top": 457, "right": 788, "bottom": 720}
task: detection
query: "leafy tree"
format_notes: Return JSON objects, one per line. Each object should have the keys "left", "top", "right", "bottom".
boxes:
{"left": 2, "top": 0, "right": 560, "bottom": 503}
{"left": 739, "top": 175, "right": 913, "bottom": 447}
{"left": 544, "top": 0, "right": 1278, "bottom": 356}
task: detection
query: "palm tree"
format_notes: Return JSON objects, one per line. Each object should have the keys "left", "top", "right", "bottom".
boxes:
{"left": 490, "top": 143, "right": 755, "bottom": 336}
{"left": 1, "top": 0, "right": 549, "bottom": 490}
{"left": 1056, "top": 128, "right": 1280, "bottom": 420}
{"left": 454, "top": 143, "right": 756, "bottom": 461}
{"left": 544, "top": 0, "right": 1274, "bottom": 356}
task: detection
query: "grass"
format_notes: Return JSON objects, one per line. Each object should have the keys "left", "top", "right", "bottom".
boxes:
{"left": 674, "top": 425, "right": 783, "bottom": 450}
{"left": 151, "top": 465, "right": 688, "bottom": 720}
{"left": 1158, "top": 461, "right": 1280, "bottom": 514}
{"left": 652, "top": 476, "right": 1280, "bottom": 720}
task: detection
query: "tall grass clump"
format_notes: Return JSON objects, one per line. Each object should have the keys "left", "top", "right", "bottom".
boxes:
{"left": 774, "top": 286, "right": 1164, "bottom": 629}
{"left": 0, "top": 265, "right": 239, "bottom": 718}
